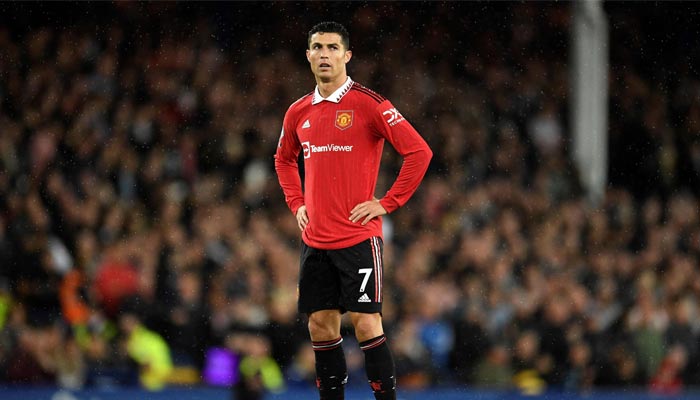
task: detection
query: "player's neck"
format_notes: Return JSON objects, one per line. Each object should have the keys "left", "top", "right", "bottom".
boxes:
{"left": 316, "top": 74, "right": 348, "bottom": 98}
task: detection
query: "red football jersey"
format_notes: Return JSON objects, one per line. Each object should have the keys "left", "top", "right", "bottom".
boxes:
{"left": 275, "top": 78, "right": 432, "bottom": 249}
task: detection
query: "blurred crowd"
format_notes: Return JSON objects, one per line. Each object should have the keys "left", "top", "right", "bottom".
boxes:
{"left": 1, "top": 1, "right": 700, "bottom": 396}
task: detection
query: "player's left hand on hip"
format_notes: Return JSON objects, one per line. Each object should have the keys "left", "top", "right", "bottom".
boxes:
{"left": 350, "top": 198, "right": 387, "bottom": 225}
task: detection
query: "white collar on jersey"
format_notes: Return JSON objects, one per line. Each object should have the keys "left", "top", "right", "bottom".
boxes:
{"left": 312, "top": 77, "right": 354, "bottom": 105}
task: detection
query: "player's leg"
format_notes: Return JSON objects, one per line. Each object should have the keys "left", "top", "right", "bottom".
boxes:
{"left": 308, "top": 310, "right": 346, "bottom": 400}
{"left": 331, "top": 237, "right": 396, "bottom": 400}
{"left": 308, "top": 309, "right": 343, "bottom": 341}
{"left": 298, "top": 244, "right": 347, "bottom": 400}
{"left": 350, "top": 311, "right": 396, "bottom": 400}
{"left": 349, "top": 311, "right": 383, "bottom": 342}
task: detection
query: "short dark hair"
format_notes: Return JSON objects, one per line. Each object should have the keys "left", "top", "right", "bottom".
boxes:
{"left": 308, "top": 21, "right": 350, "bottom": 50}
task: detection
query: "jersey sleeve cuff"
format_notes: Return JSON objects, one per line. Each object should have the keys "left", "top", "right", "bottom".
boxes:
{"left": 379, "top": 197, "right": 399, "bottom": 214}
{"left": 290, "top": 201, "right": 305, "bottom": 215}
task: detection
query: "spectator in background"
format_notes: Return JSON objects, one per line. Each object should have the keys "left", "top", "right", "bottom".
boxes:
{"left": 118, "top": 298, "right": 173, "bottom": 390}
{"left": 391, "top": 318, "right": 433, "bottom": 389}
{"left": 226, "top": 332, "right": 285, "bottom": 400}
{"left": 649, "top": 345, "right": 687, "bottom": 396}
{"left": 511, "top": 330, "right": 546, "bottom": 395}
{"left": 471, "top": 344, "right": 513, "bottom": 389}
{"left": 158, "top": 267, "right": 211, "bottom": 369}
{"left": 563, "top": 341, "right": 594, "bottom": 392}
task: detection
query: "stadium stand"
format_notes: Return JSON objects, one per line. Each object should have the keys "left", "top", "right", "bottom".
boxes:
{"left": 0, "top": 2, "right": 699, "bottom": 398}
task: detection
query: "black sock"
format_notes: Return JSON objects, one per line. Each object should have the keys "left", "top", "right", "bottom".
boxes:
{"left": 360, "top": 334, "right": 396, "bottom": 400}
{"left": 313, "top": 337, "right": 347, "bottom": 400}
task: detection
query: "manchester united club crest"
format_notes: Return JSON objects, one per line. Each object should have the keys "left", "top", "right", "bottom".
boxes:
{"left": 335, "top": 110, "right": 353, "bottom": 130}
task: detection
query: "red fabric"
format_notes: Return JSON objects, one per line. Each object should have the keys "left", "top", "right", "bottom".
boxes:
{"left": 94, "top": 261, "right": 139, "bottom": 316}
{"left": 649, "top": 358, "right": 684, "bottom": 395}
{"left": 275, "top": 81, "right": 432, "bottom": 249}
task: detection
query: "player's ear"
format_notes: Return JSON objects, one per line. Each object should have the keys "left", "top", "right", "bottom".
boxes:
{"left": 344, "top": 50, "right": 352, "bottom": 64}
{"left": 306, "top": 49, "right": 311, "bottom": 63}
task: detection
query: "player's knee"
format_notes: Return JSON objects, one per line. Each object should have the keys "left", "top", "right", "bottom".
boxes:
{"left": 351, "top": 314, "right": 382, "bottom": 341}
{"left": 308, "top": 313, "right": 339, "bottom": 340}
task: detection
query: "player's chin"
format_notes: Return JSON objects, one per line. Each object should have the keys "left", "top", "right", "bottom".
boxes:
{"left": 315, "top": 72, "right": 334, "bottom": 81}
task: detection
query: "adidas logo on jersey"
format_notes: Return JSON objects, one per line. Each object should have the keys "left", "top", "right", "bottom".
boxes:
{"left": 358, "top": 293, "right": 371, "bottom": 303}
{"left": 302, "top": 119, "right": 311, "bottom": 129}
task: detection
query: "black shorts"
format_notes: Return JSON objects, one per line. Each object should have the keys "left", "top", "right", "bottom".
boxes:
{"left": 298, "top": 237, "right": 384, "bottom": 315}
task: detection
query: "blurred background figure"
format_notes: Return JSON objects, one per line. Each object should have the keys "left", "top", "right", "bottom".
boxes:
{"left": 225, "top": 332, "right": 284, "bottom": 400}
{"left": 118, "top": 298, "right": 173, "bottom": 391}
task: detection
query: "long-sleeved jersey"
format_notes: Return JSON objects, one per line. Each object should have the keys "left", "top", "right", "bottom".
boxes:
{"left": 274, "top": 77, "right": 432, "bottom": 249}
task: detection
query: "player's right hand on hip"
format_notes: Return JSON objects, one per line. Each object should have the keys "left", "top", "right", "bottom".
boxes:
{"left": 296, "top": 205, "right": 309, "bottom": 231}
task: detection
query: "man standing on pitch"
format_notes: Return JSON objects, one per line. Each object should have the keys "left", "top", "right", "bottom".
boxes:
{"left": 274, "top": 21, "right": 432, "bottom": 400}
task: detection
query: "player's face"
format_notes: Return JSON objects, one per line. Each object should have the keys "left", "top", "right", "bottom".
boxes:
{"left": 306, "top": 32, "right": 352, "bottom": 83}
